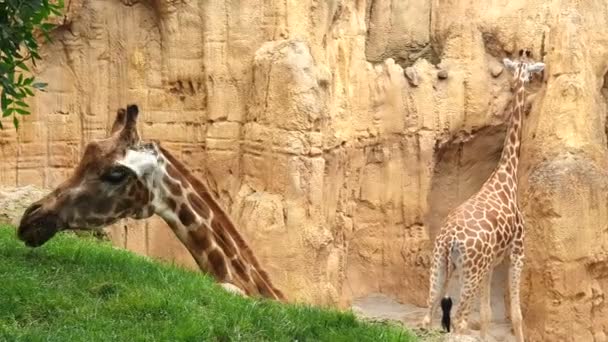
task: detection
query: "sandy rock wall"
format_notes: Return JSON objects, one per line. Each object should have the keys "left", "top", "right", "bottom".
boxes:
{"left": 1, "top": 0, "right": 608, "bottom": 340}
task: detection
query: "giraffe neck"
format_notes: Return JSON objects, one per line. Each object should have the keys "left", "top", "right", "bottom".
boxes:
{"left": 494, "top": 78, "right": 526, "bottom": 182}
{"left": 150, "top": 145, "right": 285, "bottom": 301}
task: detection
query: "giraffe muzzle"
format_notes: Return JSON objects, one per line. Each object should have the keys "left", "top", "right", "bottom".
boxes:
{"left": 17, "top": 203, "right": 63, "bottom": 247}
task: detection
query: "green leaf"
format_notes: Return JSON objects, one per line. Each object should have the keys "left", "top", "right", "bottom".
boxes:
{"left": 14, "top": 89, "right": 26, "bottom": 99}
{"left": 0, "top": 0, "right": 64, "bottom": 132}
{"left": 3, "top": 86, "right": 18, "bottom": 98}
{"left": 16, "top": 61, "right": 29, "bottom": 72}
{"left": 2, "top": 108, "right": 15, "bottom": 117}
{"left": 0, "top": 91, "right": 10, "bottom": 110}
{"left": 41, "top": 23, "right": 55, "bottom": 31}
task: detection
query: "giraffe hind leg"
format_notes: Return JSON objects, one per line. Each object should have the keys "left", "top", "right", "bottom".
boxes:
{"left": 422, "top": 242, "right": 453, "bottom": 330}
{"left": 453, "top": 264, "right": 489, "bottom": 335}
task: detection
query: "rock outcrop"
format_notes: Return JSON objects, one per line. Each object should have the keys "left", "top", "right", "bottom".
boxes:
{"left": 1, "top": 1, "right": 608, "bottom": 341}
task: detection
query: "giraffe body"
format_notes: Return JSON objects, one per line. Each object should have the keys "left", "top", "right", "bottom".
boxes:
{"left": 17, "top": 104, "right": 284, "bottom": 301}
{"left": 422, "top": 50, "right": 545, "bottom": 342}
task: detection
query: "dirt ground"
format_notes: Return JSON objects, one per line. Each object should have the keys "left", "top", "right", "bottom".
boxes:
{"left": 352, "top": 282, "right": 515, "bottom": 342}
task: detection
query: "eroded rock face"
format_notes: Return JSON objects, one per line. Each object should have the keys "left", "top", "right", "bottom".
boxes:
{"left": 1, "top": 1, "right": 608, "bottom": 340}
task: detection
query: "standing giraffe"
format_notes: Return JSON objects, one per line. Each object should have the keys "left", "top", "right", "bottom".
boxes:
{"left": 421, "top": 49, "right": 545, "bottom": 342}
{"left": 17, "top": 104, "right": 285, "bottom": 301}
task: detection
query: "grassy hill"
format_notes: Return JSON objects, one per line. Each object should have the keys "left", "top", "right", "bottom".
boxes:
{"left": 0, "top": 225, "right": 416, "bottom": 341}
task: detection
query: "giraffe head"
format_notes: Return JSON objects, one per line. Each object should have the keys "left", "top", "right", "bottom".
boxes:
{"left": 17, "top": 104, "right": 160, "bottom": 247}
{"left": 503, "top": 49, "right": 545, "bottom": 84}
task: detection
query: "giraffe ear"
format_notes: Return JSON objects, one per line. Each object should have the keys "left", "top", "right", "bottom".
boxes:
{"left": 110, "top": 108, "right": 127, "bottom": 135}
{"left": 503, "top": 58, "right": 516, "bottom": 72}
{"left": 527, "top": 62, "right": 545, "bottom": 74}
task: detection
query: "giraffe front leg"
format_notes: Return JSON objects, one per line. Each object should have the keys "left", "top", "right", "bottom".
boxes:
{"left": 480, "top": 269, "right": 493, "bottom": 340}
{"left": 509, "top": 251, "right": 525, "bottom": 342}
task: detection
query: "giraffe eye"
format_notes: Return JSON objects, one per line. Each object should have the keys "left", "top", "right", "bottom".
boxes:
{"left": 101, "top": 166, "right": 130, "bottom": 184}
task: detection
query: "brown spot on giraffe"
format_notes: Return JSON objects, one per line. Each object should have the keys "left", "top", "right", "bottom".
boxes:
{"left": 208, "top": 249, "right": 228, "bottom": 279}
{"left": 232, "top": 258, "right": 249, "bottom": 278}
{"left": 178, "top": 204, "right": 196, "bottom": 226}
{"left": 166, "top": 163, "right": 180, "bottom": 179}
{"left": 497, "top": 190, "right": 508, "bottom": 203}
{"left": 164, "top": 176, "right": 183, "bottom": 196}
{"left": 422, "top": 52, "right": 544, "bottom": 342}
{"left": 166, "top": 197, "right": 177, "bottom": 211}
{"left": 188, "top": 192, "right": 210, "bottom": 220}
{"left": 497, "top": 172, "right": 506, "bottom": 183}
{"left": 189, "top": 228, "right": 212, "bottom": 251}
{"left": 212, "top": 221, "right": 237, "bottom": 258}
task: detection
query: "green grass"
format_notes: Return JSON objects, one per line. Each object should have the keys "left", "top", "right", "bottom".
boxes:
{"left": 0, "top": 225, "right": 416, "bottom": 342}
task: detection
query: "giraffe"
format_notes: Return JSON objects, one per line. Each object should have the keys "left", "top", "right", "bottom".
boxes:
{"left": 17, "top": 104, "right": 285, "bottom": 301}
{"left": 420, "top": 49, "right": 545, "bottom": 342}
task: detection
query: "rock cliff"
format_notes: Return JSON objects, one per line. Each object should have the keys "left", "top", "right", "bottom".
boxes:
{"left": 1, "top": 1, "right": 608, "bottom": 341}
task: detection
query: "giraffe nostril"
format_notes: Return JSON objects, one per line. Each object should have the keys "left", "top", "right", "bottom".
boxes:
{"left": 24, "top": 203, "right": 43, "bottom": 218}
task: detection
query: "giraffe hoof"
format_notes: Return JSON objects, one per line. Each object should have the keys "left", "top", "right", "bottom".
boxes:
{"left": 220, "top": 283, "right": 246, "bottom": 297}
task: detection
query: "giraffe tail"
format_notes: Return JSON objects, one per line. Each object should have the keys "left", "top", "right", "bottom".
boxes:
{"left": 440, "top": 239, "right": 457, "bottom": 333}
{"left": 441, "top": 296, "right": 453, "bottom": 332}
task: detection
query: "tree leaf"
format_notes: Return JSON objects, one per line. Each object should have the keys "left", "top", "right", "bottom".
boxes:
{"left": 14, "top": 89, "right": 26, "bottom": 99}
{"left": 0, "top": 90, "right": 10, "bottom": 110}
{"left": 41, "top": 23, "right": 55, "bottom": 31}
{"left": 2, "top": 108, "right": 15, "bottom": 117}
{"left": 16, "top": 61, "right": 29, "bottom": 72}
{"left": 3, "top": 86, "right": 18, "bottom": 98}
{"left": 1, "top": 0, "right": 63, "bottom": 132}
